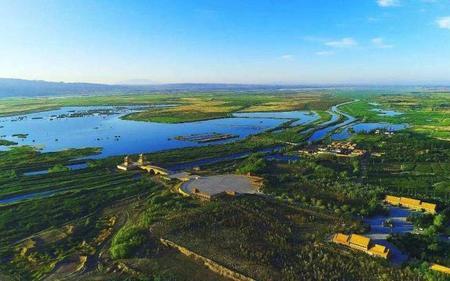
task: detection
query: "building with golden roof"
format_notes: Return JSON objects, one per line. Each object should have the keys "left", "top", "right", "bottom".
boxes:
{"left": 332, "top": 233, "right": 390, "bottom": 259}
{"left": 384, "top": 195, "right": 437, "bottom": 214}
{"left": 430, "top": 263, "right": 450, "bottom": 275}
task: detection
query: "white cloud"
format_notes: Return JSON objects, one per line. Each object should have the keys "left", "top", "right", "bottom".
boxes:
{"left": 280, "top": 54, "right": 294, "bottom": 60}
{"left": 377, "top": 0, "right": 399, "bottom": 7}
{"left": 436, "top": 17, "right": 450, "bottom": 29}
{"left": 325, "top": 38, "right": 358, "bottom": 48}
{"left": 371, "top": 37, "right": 393, "bottom": 48}
{"left": 315, "top": 51, "right": 335, "bottom": 56}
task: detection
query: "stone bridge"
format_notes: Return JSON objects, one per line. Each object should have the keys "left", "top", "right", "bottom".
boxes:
{"left": 117, "top": 154, "right": 169, "bottom": 176}
{"left": 139, "top": 165, "right": 169, "bottom": 176}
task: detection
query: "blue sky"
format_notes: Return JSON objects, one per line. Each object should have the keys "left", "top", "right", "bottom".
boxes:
{"left": 0, "top": 0, "right": 449, "bottom": 84}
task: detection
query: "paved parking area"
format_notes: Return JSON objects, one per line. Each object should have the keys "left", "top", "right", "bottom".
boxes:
{"left": 181, "top": 174, "right": 261, "bottom": 195}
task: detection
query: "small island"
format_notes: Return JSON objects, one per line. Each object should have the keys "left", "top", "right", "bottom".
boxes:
{"left": 0, "top": 139, "right": 18, "bottom": 146}
{"left": 174, "top": 132, "right": 239, "bottom": 143}
{"left": 12, "top": 133, "right": 29, "bottom": 139}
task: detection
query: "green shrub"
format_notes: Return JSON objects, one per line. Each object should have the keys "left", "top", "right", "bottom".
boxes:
{"left": 110, "top": 226, "right": 147, "bottom": 259}
{"left": 48, "top": 164, "right": 69, "bottom": 173}
{"left": 237, "top": 153, "right": 267, "bottom": 175}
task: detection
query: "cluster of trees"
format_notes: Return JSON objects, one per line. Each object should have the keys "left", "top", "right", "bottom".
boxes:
{"left": 259, "top": 155, "right": 386, "bottom": 217}
{"left": 357, "top": 132, "right": 450, "bottom": 163}
{"left": 48, "top": 164, "right": 70, "bottom": 173}
{"left": 109, "top": 186, "right": 197, "bottom": 260}
{"left": 154, "top": 196, "right": 421, "bottom": 281}
{"left": 389, "top": 208, "right": 450, "bottom": 279}
{"left": 110, "top": 226, "right": 148, "bottom": 259}
{"left": 389, "top": 233, "right": 450, "bottom": 269}
{"left": 236, "top": 153, "right": 268, "bottom": 175}
{"left": 352, "top": 131, "right": 450, "bottom": 204}
{"left": 409, "top": 210, "right": 449, "bottom": 236}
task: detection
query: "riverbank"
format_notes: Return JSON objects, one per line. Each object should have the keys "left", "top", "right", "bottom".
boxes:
{"left": 0, "top": 92, "right": 346, "bottom": 122}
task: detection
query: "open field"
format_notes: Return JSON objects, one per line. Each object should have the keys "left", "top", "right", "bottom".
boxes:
{"left": 181, "top": 174, "right": 261, "bottom": 196}
{"left": 340, "top": 92, "right": 450, "bottom": 140}
{"left": 0, "top": 92, "right": 347, "bottom": 123}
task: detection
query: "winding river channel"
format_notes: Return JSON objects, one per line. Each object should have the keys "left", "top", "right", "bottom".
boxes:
{"left": 307, "top": 100, "right": 357, "bottom": 142}
{"left": 308, "top": 100, "right": 407, "bottom": 142}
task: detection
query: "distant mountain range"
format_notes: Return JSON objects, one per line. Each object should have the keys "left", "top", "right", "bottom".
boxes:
{"left": 0, "top": 78, "right": 304, "bottom": 98}
{"left": 0, "top": 78, "right": 447, "bottom": 98}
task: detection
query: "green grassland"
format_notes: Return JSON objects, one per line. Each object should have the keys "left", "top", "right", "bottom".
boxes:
{"left": 0, "top": 145, "right": 213, "bottom": 280}
{"left": 0, "top": 92, "right": 347, "bottom": 123}
{"left": 340, "top": 92, "right": 450, "bottom": 140}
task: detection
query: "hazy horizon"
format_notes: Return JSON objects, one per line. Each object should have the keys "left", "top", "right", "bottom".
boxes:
{"left": 1, "top": 0, "right": 450, "bottom": 85}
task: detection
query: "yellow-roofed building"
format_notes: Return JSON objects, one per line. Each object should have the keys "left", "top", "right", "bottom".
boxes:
{"left": 349, "top": 234, "right": 371, "bottom": 251}
{"left": 332, "top": 233, "right": 390, "bottom": 259}
{"left": 430, "top": 263, "right": 450, "bottom": 275}
{"left": 385, "top": 195, "right": 401, "bottom": 205}
{"left": 368, "top": 244, "right": 390, "bottom": 259}
{"left": 400, "top": 197, "right": 421, "bottom": 209}
{"left": 332, "top": 233, "right": 350, "bottom": 245}
{"left": 384, "top": 195, "right": 437, "bottom": 214}
{"left": 420, "top": 202, "right": 437, "bottom": 214}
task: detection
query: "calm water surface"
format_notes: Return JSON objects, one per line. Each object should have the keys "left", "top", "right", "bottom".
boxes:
{"left": 371, "top": 108, "right": 403, "bottom": 116}
{"left": 233, "top": 111, "right": 319, "bottom": 126}
{"left": 0, "top": 106, "right": 315, "bottom": 157}
{"left": 308, "top": 103, "right": 356, "bottom": 142}
{"left": 331, "top": 123, "right": 408, "bottom": 140}
{"left": 364, "top": 206, "right": 413, "bottom": 264}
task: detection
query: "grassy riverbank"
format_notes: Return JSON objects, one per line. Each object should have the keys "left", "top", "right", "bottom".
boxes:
{"left": 0, "top": 92, "right": 347, "bottom": 123}
{"left": 340, "top": 93, "right": 450, "bottom": 140}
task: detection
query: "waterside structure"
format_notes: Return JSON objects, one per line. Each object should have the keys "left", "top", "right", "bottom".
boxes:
{"left": 332, "top": 233, "right": 390, "bottom": 259}
{"left": 191, "top": 188, "right": 238, "bottom": 201}
{"left": 384, "top": 195, "right": 437, "bottom": 214}
{"left": 430, "top": 263, "right": 450, "bottom": 275}
{"left": 117, "top": 154, "right": 169, "bottom": 176}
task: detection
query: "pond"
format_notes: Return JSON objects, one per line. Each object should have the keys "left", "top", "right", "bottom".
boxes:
{"left": 0, "top": 106, "right": 315, "bottom": 157}
{"left": 0, "top": 189, "right": 68, "bottom": 205}
{"left": 364, "top": 206, "right": 414, "bottom": 264}
{"left": 265, "top": 153, "right": 300, "bottom": 162}
{"left": 23, "top": 163, "right": 89, "bottom": 176}
{"left": 331, "top": 122, "right": 408, "bottom": 140}
{"left": 371, "top": 108, "right": 403, "bottom": 117}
